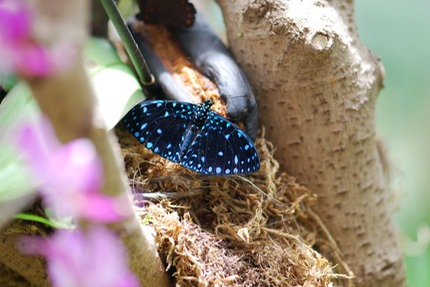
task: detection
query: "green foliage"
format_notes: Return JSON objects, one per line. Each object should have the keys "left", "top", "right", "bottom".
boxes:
{"left": 356, "top": 1, "right": 430, "bottom": 286}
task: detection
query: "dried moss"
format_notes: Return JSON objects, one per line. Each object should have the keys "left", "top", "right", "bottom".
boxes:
{"left": 0, "top": 263, "right": 33, "bottom": 287}
{"left": 118, "top": 128, "right": 347, "bottom": 286}
{"left": 0, "top": 201, "right": 50, "bottom": 287}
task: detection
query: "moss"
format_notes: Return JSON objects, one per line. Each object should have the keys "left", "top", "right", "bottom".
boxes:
{"left": 118, "top": 128, "right": 345, "bottom": 286}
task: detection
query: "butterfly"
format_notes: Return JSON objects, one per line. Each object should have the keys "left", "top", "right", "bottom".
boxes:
{"left": 122, "top": 99, "right": 260, "bottom": 175}
{"left": 136, "top": 0, "right": 196, "bottom": 28}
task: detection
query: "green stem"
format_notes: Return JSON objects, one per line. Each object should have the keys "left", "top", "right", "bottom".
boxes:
{"left": 14, "top": 213, "right": 75, "bottom": 229}
{"left": 99, "top": 0, "right": 154, "bottom": 85}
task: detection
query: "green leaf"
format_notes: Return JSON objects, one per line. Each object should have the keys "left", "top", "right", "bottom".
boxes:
{"left": 0, "top": 73, "right": 18, "bottom": 91}
{"left": 0, "top": 83, "right": 40, "bottom": 201}
{"left": 84, "top": 37, "right": 146, "bottom": 129}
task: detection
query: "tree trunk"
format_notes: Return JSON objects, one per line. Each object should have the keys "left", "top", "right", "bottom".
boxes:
{"left": 216, "top": 0, "right": 405, "bottom": 286}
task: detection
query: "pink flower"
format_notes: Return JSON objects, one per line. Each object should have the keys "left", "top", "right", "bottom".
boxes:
{"left": 0, "top": 0, "right": 31, "bottom": 40}
{"left": 22, "top": 227, "right": 140, "bottom": 287}
{"left": 18, "top": 118, "right": 128, "bottom": 222}
{"left": 0, "top": 0, "right": 73, "bottom": 76}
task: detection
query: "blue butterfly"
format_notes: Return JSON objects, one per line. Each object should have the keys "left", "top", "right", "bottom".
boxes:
{"left": 122, "top": 99, "right": 260, "bottom": 175}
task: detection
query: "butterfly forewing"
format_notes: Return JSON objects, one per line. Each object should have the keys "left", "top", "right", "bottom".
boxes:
{"left": 123, "top": 100, "right": 195, "bottom": 163}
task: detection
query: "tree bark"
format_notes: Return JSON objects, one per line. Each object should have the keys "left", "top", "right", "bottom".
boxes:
{"left": 216, "top": 0, "right": 405, "bottom": 286}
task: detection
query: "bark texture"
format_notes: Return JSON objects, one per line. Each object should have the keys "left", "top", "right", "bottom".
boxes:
{"left": 216, "top": 0, "right": 405, "bottom": 286}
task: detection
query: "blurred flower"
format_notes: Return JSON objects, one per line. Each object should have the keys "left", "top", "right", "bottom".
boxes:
{"left": 0, "top": 0, "right": 74, "bottom": 76}
{"left": 18, "top": 118, "right": 127, "bottom": 222}
{"left": 0, "top": 0, "right": 31, "bottom": 41}
{"left": 22, "top": 227, "right": 140, "bottom": 287}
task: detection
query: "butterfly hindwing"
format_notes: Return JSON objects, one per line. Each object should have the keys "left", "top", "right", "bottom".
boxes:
{"left": 181, "top": 112, "right": 260, "bottom": 175}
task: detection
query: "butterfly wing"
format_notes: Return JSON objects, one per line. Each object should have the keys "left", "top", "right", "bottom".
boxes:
{"left": 123, "top": 100, "right": 196, "bottom": 163}
{"left": 181, "top": 112, "right": 260, "bottom": 175}
{"left": 137, "top": 0, "right": 196, "bottom": 28}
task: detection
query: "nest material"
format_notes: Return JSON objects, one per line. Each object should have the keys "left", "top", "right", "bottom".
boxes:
{"left": 118, "top": 128, "right": 339, "bottom": 287}
{"left": 0, "top": 263, "right": 33, "bottom": 287}
{"left": 135, "top": 24, "right": 228, "bottom": 117}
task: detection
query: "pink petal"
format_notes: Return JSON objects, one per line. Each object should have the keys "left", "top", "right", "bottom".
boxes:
{"left": 0, "top": 0, "right": 76, "bottom": 76}
{"left": 21, "top": 227, "right": 140, "bottom": 287}
{"left": 15, "top": 43, "right": 54, "bottom": 76}
{"left": 18, "top": 118, "right": 127, "bottom": 222}
{"left": 52, "top": 138, "right": 103, "bottom": 195}
{"left": 80, "top": 193, "right": 128, "bottom": 222}
{"left": 18, "top": 119, "right": 59, "bottom": 183}
{"left": 0, "top": 0, "right": 31, "bottom": 41}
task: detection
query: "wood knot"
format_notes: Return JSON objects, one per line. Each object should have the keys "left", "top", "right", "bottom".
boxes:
{"left": 308, "top": 32, "right": 332, "bottom": 51}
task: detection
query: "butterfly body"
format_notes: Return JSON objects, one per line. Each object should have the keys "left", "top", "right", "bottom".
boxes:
{"left": 123, "top": 100, "right": 260, "bottom": 175}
